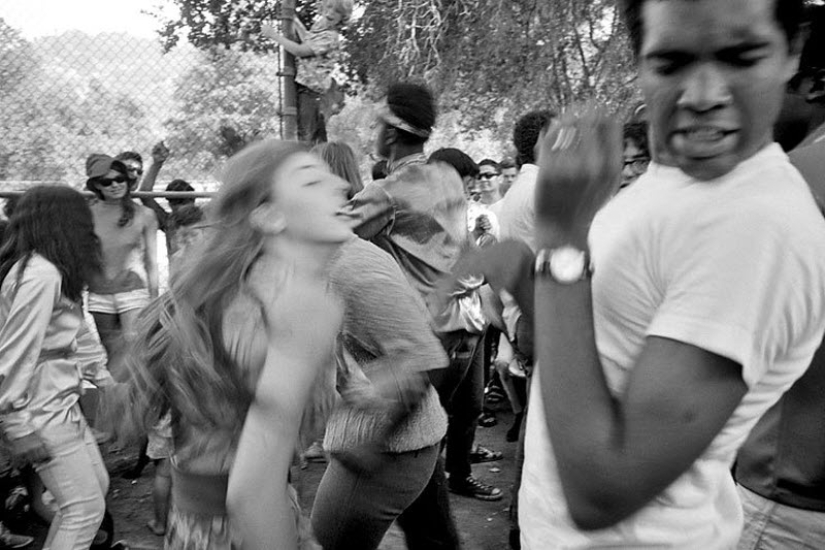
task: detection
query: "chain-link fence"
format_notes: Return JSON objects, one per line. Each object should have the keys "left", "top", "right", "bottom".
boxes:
{"left": 0, "top": 4, "right": 289, "bottom": 195}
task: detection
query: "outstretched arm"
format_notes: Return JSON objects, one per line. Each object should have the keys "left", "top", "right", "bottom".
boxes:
{"left": 261, "top": 23, "right": 316, "bottom": 58}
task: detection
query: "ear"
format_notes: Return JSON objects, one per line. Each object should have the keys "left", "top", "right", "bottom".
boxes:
{"left": 385, "top": 127, "right": 398, "bottom": 146}
{"left": 249, "top": 203, "right": 286, "bottom": 235}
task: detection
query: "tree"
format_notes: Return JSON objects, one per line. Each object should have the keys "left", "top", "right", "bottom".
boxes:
{"left": 163, "top": 47, "right": 283, "bottom": 177}
{"left": 154, "top": 0, "right": 638, "bottom": 144}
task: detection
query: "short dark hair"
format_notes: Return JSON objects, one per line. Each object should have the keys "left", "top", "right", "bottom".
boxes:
{"left": 478, "top": 159, "right": 500, "bottom": 172}
{"left": 428, "top": 148, "right": 479, "bottom": 179}
{"left": 513, "top": 110, "right": 555, "bottom": 167}
{"left": 115, "top": 151, "right": 143, "bottom": 165}
{"left": 621, "top": 0, "right": 806, "bottom": 56}
{"left": 386, "top": 83, "right": 437, "bottom": 146}
{"left": 623, "top": 121, "right": 650, "bottom": 156}
{"left": 499, "top": 157, "right": 517, "bottom": 170}
{"left": 0, "top": 186, "right": 101, "bottom": 303}
{"left": 792, "top": 5, "right": 825, "bottom": 92}
{"left": 166, "top": 179, "right": 196, "bottom": 207}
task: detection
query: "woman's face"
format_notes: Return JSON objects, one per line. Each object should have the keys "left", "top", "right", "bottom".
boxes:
{"left": 96, "top": 169, "right": 129, "bottom": 201}
{"left": 270, "top": 152, "right": 353, "bottom": 244}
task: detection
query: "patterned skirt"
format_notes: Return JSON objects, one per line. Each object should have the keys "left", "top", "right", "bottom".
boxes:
{"left": 164, "top": 485, "right": 319, "bottom": 550}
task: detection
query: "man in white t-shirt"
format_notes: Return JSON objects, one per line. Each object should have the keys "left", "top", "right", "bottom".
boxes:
{"left": 517, "top": 0, "right": 825, "bottom": 548}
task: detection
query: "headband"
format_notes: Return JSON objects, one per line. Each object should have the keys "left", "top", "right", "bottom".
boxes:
{"left": 378, "top": 105, "right": 432, "bottom": 139}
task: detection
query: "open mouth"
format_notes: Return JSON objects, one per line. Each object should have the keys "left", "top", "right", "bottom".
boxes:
{"left": 672, "top": 127, "right": 738, "bottom": 158}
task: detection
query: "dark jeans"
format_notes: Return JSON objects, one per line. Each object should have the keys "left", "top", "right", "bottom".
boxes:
{"left": 311, "top": 445, "right": 460, "bottom": 550}
{"left": 438, "top": 330, "right": 486, "bottom": 481}
{"left": 297, "top": 84, "right": 327, "bottom": 144}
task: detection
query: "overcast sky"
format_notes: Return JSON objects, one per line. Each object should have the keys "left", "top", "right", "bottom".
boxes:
{"left": 2, "top": 0, "right": 170, "bottom": 39}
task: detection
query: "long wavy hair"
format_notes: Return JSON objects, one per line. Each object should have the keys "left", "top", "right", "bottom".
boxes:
{"left": 312, "top": 141, "right": 364, "bottom": 198}
{"left": 126, "top": 140, "right": 309, "bottom": 437}
{"left": 0, "top": 186, "right": 101, "bottom": 303}
{"left": 87, "top": 163, "right": 136, "bottom": 228}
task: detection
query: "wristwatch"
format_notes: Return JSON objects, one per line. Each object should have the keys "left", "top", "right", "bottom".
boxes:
{"left": 535, "top": 245, "right": 591, "bottom": 284}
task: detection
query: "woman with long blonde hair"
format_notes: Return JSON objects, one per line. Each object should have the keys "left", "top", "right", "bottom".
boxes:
{"left": 125, "top": 140, "right": 352, "bottom": 549}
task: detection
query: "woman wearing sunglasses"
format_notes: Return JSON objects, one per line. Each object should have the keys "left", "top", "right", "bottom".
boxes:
{"left": 85, "top": 154, "right": 158, "bottom": 382}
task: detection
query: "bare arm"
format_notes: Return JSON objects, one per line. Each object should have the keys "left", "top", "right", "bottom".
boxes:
{"left": 141, "top": 208, "right": 159, "bottom": 299}
{"left": 293, "top": 16, "right": 310, "bottom": 41}
{"left": 138, "top": 142, "right": 170, "bottom": 229}
{"left": 261, "top": 23, "right": 316, "bottom": 57}
{"left": 531, "top": 110, "right": 750, "bottom": 529}
{"left": 228, "top": 263, "right": 342, "bottom": 549}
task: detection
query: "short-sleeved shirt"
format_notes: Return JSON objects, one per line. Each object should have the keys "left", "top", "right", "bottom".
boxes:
{"left": 295, "top": 28, "right": 342, "bottom": 93}
{"left": 519, "top": 144, "right": 825, "bottom": 549}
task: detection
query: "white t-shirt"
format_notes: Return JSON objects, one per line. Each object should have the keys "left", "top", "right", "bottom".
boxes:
{"left": 520, "top": 144, "right": 825, "bottom": 549}
{"left": 498, "top": 163, "right": 539, "bottom": 252}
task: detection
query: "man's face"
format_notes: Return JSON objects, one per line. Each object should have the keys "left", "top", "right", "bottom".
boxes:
{"left": 122, "top": 159, "right": 143, "bottom": 188}
{"left": 477, "top": 165, "right": 501, "bottom": 204}
{"left": 639, "top": 0, "right": 799, "bottom": 180}
{"left": 374, "top": 120, "right": 392, "bottom": 160}
{"left": 500, "top": 167, "right": 518, "bottom": 194}
{"left": 621, "top": 138, "right": 650, "bottom": 188}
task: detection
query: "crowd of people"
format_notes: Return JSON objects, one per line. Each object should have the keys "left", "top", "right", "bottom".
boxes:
{"left": 1, "top": 0, "right": 825, "bottom": 549}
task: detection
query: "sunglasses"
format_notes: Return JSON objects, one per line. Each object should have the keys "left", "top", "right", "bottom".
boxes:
{"left": 98, "top": 176, "right": 128, "bottom": 187}
{"left": 126, "top": 167, "right": 144, "bottom": 176}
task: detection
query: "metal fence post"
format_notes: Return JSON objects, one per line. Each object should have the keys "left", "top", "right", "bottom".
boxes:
{"left": 280, "top": 0, "right": 298, "bottom": 141}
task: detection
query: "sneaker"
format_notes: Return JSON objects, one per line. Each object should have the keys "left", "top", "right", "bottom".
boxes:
{"left": 0, "top": 524, "right": 34, "bottom": 549}
{"left": 478, "top": 411, "right": 498, "bottom": 428}
{"left": 110, "top": 541, "right": 131, "bottom": 550}
{"left": 449, "top": 475, "right": 503, "bottom": 501}
{"left": 469, "top": 445, "right": 503, "bottom": 463}
{"left": 302, "top": 440, "right": 327, "bottom": 463}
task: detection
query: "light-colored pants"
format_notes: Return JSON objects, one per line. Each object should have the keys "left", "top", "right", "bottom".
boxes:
{"left": 36, "top": 414, "right": 109, "bottom": 550}
{"left": 737, "top": 485, "right": 825, "bottom": 550}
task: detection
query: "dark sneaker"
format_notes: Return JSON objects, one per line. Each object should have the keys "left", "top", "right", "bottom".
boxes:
{"left": 449, "top": 475, "right": 503, "bottom": 501}
{"left": 469, "top": 445, "right": 503, "bottom": 463}
{"left": 0, "top": 525, "right": 34, "bottom": 549}
{"left": 478, "top": 411, "right": 498, "bottom": 428}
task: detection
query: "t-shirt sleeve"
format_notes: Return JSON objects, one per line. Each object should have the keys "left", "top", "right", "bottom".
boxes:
{"left": 647, "top": 207, "right": 825, "bottom": 388}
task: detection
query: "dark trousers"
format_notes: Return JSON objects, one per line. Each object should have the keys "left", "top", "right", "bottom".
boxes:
{"left": 437, "top": 330, "right": 486, "bottom": 481}
{"left": 297, "top": 84, "right": 327, "bottom": 144}
{"left": 311, "top": 445, "right": 460, "bottom": 550}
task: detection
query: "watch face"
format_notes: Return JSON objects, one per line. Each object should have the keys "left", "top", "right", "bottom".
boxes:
{"left": 549, "top": 246, "right": 587, "bottom": 283}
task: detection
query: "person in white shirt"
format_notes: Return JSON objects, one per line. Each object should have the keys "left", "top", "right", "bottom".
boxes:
{"left": 515, "top": 0, "right": 825, "bottom": 548}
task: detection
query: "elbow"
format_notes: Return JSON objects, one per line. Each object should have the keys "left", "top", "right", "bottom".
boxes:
{"left": 563, "top": 482, "right": 638, "bottom": 531}
{"left": 568, "top": 502, "right": 623, "bottom": 531}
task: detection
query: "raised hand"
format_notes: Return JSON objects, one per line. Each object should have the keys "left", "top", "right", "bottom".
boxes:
{"left": 535, "top": 107, "right": 622, "bottom": 241}
{"left": 151, "top": 141, "right": 170, "bottom": 164}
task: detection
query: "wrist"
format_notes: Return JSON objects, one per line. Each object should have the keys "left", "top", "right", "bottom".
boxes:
{"left": 536, "top": 221, "right": 589, "bottom": 250}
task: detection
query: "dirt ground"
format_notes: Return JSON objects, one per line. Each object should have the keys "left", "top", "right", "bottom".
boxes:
{"left": 24, "top": 404, "right": 519, "bottom": 550}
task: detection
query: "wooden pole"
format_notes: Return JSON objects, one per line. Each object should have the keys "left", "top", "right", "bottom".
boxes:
{"left": 280, "top": 0, "right": 298, "bottom": 140}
